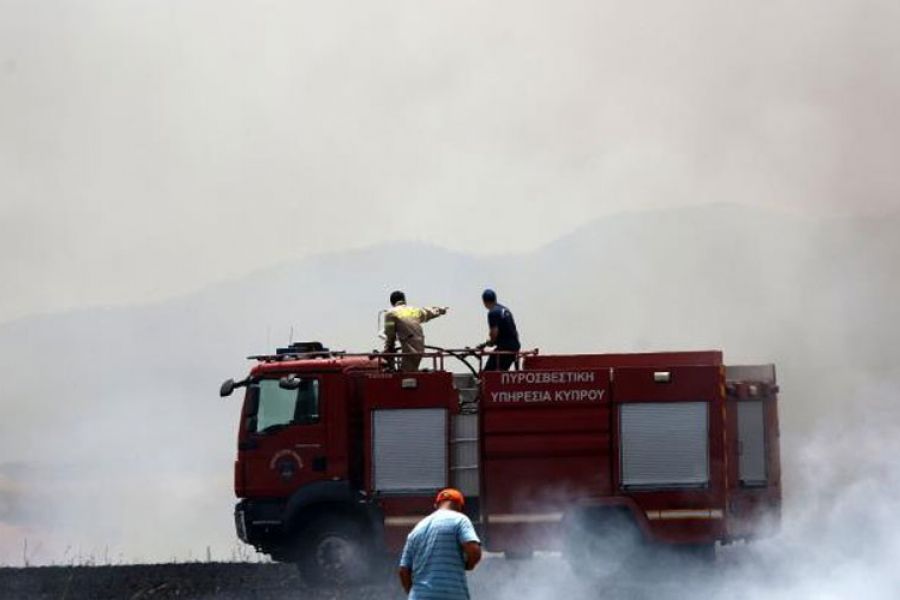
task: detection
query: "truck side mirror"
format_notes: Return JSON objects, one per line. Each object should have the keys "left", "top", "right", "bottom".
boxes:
{"left": 221, "top": 377, "right": 250, "bottom": 398}
{"left": 220, "top": 378, "right": 237, "bottom": 397}
{"left": 279, "top": 375, "right": 301, "bottom": 390}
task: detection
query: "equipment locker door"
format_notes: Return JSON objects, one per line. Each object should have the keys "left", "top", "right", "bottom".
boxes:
{"left": 725, "top": 365, "right": 782, "bottom": 538}
{"left": 480, "top": 368, "right": 612, "bottom": 551}
{"left": 612, "top": 365, "right": 726, "bottom": 545}
{"left": 360, "top": 371, "right": 458, "bottom": 552}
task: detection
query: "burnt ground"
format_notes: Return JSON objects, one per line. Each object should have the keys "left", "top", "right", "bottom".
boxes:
{"left": 0, "top": 563, "right": 404, "bottom": 600}
{"left": 0, "top": 555, "right": 728, "bottom": 599}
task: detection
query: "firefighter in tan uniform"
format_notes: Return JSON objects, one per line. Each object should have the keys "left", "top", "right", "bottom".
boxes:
{"left": 383, "top": 290, "right": 448, "bottom": 371}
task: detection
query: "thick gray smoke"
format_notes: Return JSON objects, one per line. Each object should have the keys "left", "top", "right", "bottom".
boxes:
{"left": 2, "top": 1, "right": 900, "bottom": 598}
{"left": 465, "top": 377, "right": 900, "bottom": 600}
{"left": 2, "top": 0, "right": 900, "bottom": 320}
{"left": 1, "top": 206, "right": 898, "bottom": 600}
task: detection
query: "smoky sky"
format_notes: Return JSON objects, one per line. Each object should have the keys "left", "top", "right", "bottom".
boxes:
{"left": 2, "top": 0, "right": 900, "bottom": 321}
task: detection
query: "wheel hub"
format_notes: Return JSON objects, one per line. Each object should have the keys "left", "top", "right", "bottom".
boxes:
{"left": 316, "top": 535, "right": 359, "bottom": 583}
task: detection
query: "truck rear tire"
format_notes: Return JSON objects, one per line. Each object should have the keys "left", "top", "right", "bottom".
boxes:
{"left": 295, "top": 514, "right": 374, "bottom": 588}
{"left": 563, "top": 508, "right": 644, "bottom": 579}
{"left": 678, "top": 543, "right": 716, "bottom": 562}
{"left": 658, "top": 542, "right": 716, "bottom": 567}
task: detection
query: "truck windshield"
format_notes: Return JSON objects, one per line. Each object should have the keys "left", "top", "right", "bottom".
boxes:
{"left": 254, "top": 378, "right": 320, "bottom": 433}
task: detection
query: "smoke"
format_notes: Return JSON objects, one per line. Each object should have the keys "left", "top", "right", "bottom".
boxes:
{"left": 2, "top": 0, "right": 900, "bottom": 320}
{"left": 463, "top": 377, "right": 900, "bottom": 600}
{"left": 1, "top": 205, "right": 899, "bottom": 581}
{"left": 2, "top": 4, "right": 899, "bottom": 595}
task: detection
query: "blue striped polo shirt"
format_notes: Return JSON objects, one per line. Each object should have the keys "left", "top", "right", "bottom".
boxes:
{"left": 399, "top": 508, "right": 481, "bottom": 600}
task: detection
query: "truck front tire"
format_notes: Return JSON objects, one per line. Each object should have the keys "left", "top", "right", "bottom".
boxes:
{"left": 295, "top": 514, "right": 374, "bottom": 588}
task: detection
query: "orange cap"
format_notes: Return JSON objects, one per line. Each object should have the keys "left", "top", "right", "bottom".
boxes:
{"left": 434, "top": 488, "right": 465, "bottom": 508}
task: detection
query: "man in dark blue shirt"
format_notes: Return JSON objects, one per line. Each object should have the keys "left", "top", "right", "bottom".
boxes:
{"left": 480, "top": 289, "right": 521, "bottom": 371}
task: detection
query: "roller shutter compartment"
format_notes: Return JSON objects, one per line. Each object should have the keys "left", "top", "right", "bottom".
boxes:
{"left": 620, "top": 402, "right": 709, "bottom": 489}
{"left": 373, "top": 408, "right": 448, "bottom": 493}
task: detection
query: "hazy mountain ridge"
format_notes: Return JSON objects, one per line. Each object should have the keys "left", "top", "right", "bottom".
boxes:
{"left": 1, "top": 203, "right": 898, "bottom": 564}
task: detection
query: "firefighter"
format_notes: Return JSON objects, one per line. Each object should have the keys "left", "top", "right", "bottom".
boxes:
{"left": 383, "top": 290, "right": 448, "bottom": 371}
{"left": 479, "top": 288, "right": 521, "bottom": 371}
{"left": 398, "top": 488, "right": 482, "bottom": 599}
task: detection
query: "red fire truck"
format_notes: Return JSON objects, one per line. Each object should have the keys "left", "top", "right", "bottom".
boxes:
{"left": 221, "top": 342, "right": 780, "bottom": 585}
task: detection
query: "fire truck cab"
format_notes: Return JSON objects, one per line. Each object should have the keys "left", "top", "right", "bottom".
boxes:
{"left": 222, "top": 342, "right": 780, "bottom": 585}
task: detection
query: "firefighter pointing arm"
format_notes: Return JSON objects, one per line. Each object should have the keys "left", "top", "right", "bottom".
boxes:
{"left": 383, "top": 290, "right": 448, "bottom": 371}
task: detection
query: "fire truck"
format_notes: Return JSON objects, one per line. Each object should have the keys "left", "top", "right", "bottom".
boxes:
{"left": 220, "top": 342, "right": 781, "bottom": 585}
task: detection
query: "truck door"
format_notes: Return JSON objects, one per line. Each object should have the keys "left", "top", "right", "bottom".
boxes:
{"left": 238, "top": 375, "right": 330, "bottom": 497}
{"left": 480, "top": 368, "right": 612, "bottom": 552}
{"left": 612, "top": 364, "right": 726, "bottom": 545}
{"left": 361, "top": 372, "right": 458, "bottom": 552}
{"left": 725, "top": 364, "right": 782, "bottom": 538}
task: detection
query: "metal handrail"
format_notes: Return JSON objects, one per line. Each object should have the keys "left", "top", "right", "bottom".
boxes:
{"left": 248, "top": 347, "right": 539, "bottom": 374}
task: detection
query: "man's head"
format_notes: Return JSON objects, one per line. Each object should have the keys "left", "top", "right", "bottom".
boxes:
{"left": 390, "top": 290, "right": 406, "bottom": 306}
{"left": 481, "top": 288, "right": 497, "bottom": 309}
{"left": 434, "top": 488, "right": 466, "bottom": 512}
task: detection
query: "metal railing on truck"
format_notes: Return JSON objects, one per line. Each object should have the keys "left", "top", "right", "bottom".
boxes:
{"left": 247, "top": 346, "right": 539, "bottom": 378}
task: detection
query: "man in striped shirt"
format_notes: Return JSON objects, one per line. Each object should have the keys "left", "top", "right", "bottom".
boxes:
{"left": 398, "top": 489, "right": 482, "bottom": 599}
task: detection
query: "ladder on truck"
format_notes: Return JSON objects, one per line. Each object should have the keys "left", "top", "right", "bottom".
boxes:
{"left": 451, "top": 374, "right": 481, "bottom": 500}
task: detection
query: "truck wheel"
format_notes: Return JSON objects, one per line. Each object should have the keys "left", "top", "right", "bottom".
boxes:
{"left": 659, "top": 542, "right": 716, "bottom": 567}
{"left": 295, "top": 515, "right": 373, "bottom": 587}
{"left": 679, "top": 543, "right": 716, "bottom": 562}
{"left": 563, "top": 509, "right": 643, "bottom": 579}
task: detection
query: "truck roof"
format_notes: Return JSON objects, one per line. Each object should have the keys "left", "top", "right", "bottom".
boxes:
{"left": 524, "top": 350, "right": 723, "bottom": 369}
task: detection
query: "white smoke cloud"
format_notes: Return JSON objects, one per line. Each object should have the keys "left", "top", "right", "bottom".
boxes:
{"left": 465, "top": 376, "right": 900, "bottom": 600}
{"left": 1, "top": 205, "right": 898, "bottom": 591}
{"left": 2, "top": 0, "right": 900, "bottom": 321}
